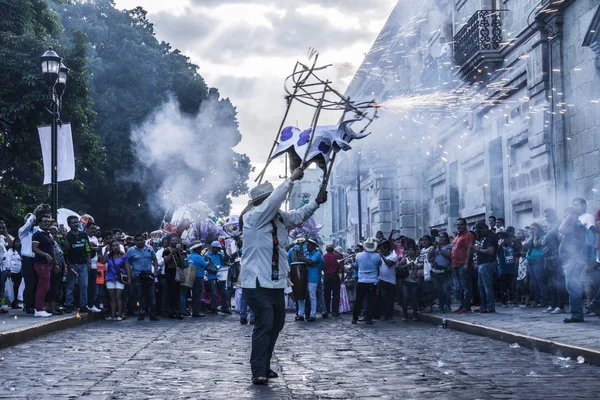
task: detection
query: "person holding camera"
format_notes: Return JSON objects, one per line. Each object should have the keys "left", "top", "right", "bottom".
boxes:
{"left": 127, "top": 233, "right": 159, "bottom": 321}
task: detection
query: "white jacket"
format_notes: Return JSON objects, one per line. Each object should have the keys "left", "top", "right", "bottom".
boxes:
{"left": 241, "top": 179, "right": 319, "bottom": 289}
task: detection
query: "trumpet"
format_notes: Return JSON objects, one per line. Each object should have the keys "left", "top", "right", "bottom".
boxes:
{"left": 337, "top": 254, "right": 355, "bottom": 264}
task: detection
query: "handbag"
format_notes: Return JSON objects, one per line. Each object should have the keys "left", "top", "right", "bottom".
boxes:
{"left": 111, "top": 255, "right": 129, "bottom": 284}
{"left": 179, "top": 265, "right": 197, "bottom": 288}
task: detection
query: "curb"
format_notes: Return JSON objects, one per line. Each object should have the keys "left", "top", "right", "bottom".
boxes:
{"left": 393, "top": 306, "right": 600, "bottom": 366}
{"left": 0, "top": 312, "right": 103, "bottom": 349}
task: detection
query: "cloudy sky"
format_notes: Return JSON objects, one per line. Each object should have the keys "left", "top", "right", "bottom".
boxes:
{"left": 113, "top": 0, "right": 397, "bottom": 213}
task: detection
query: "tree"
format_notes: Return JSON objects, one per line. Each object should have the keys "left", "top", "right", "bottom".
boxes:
{"left": 0, "top": 0, "right": 105, "bottom": 231}
{"left": 56, "top": 0, "right": 251, "bottom": 231}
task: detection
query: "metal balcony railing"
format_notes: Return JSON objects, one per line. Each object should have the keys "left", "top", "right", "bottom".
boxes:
{"left": 453, "top": 10, "right": 503, "bottom": 69}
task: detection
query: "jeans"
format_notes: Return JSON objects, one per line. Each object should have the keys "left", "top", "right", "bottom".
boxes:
{"left": 323, "top": 273, "right": 341, "bottom": 315}
{"left": 192, "top": 277, "right": 204, "bottom": 315}
{"left": 353, "top": 282, "right": 377, "bottom": 321}
{"left": 33, "top": 264, "right": 52, "bottom": 311}
{"left": 22, "top": 256, "right": 37, "bottom": 309}
{"left": 135, "top": 276, "right": 156, "bottom": 316}
{"left": 65, "top": 264, "right": 88, "bottom": 309}
{"left": 402, "top": 281, "right": 419, "bottom": 318}
{"left": 243, "top": 285, "right": 285, "bottom": 377}
{"left": 478, "top": 262, "right": 496, "bottom": 311}
{"left": 546, "top": 258, "right": 566, "bottom": 309}
{"left": 210, "top": 279, "right": 229, "bottom": 312}
{"left": 378, "top": 280, "right": 396, "bottom": 319}
{"left": 298, "top": 282, "right": 318, "bottom": 318}
{"left": 431, "top": 272, "right": 451, "bottom": 310}
{"left": 239, "top": 289, "right": 254, "bottom": 322}
{"left": 452, "top": 265, "right": 471, "bottom": 310}
{"left": 528, "top": 257, "right": 547, "bottom": 306}
{"left": 88, "top": 269, "right": 97, "bottom": 309}
{"left": 316, "top": 278, "right": 325, "bottom": 314}
{"left": 500, "top": 274, "right": 516, "bottom": 305}
{"left": 563, "top": 259, "right": 585, "bottom": 320}
{"left": 180, "top": 288, "right": 188, "bottom": 314}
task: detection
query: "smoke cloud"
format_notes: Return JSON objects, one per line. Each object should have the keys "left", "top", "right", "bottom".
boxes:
{"left": 128, "top": 94, "right": 251, "bottom": 218}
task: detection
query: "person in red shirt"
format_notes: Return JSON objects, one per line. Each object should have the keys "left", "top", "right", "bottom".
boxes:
{"left": 322, "top": 244, "right": 343, "bottom": 317}
{"left": 451, "top": 218, "right": 475, "bottom": 313}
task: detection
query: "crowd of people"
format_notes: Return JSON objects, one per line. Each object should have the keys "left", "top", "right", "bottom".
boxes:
{"left": 336, "top": 197, "right": 600, "bottom": 325}
{"left": 1, "top": 196, "right": 599, "bottom": 327}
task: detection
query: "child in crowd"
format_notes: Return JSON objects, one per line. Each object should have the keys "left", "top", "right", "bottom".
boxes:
{"left": 515, "top": 229, "right": 529, "bottom": 305}
{"left": 399, "top": 245, "right": 421, "bottom": 321}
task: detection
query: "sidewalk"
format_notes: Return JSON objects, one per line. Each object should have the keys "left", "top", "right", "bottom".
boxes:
{"left": 395, "top": 303, "right": 600, "bottom": 365}
{"left": 0, "top": 307, "right": 101, "bottom": 348}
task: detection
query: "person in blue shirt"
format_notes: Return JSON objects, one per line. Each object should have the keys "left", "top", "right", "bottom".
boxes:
{"left": 205, "top": 241, "right": 230, "bottom": 314}
{"left": 188, "top": 241, "right": 209, "bottom": 317}
{"left": 127, "top": 234, "right": 159, "bottom": 321}
{"left": 352, "top": 238, "right": 382, "bottom": 325}
{"left": 295, "top": 238, "right": 324, "bottom": 321}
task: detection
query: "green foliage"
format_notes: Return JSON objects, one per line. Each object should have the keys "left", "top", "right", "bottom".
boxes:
{"left": 0, "top": 0, "right": 251, "bottom": 233}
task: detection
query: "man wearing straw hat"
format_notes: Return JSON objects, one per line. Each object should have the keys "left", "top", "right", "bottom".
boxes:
{"left": 240, "top": 168, "right": 327, "bottom": 384}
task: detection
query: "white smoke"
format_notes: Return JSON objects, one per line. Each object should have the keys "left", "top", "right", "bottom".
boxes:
{"left": 128, "top": 95, "right": 250, "bottom": 217}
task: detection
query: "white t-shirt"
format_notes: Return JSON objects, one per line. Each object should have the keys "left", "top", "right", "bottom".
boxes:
{"left": 155, "top": 248, "right": 166, "bottom": 275}
{"left": 379, "top": 251, "right": 397, "bottom": 285}
{"left": 88, "top": 236, "right": 99, "bottom": 269}
{"left": 579, "top": 213, "right": 595, "bottom": 230}
{"left": 420, "top": 247, "right": 433, "bottom": 281}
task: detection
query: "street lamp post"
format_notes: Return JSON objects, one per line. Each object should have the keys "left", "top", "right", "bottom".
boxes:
{"left": 41, "top": 48, "right": 69, "bottom": 220}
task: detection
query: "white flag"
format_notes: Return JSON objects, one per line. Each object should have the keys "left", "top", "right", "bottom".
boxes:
{"left": 38, "top": 123, "right": 76, "bottom": 185}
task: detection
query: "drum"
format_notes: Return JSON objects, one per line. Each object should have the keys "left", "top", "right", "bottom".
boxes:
{"left": 290, "top": 262, "right": 308, "bottom": 301}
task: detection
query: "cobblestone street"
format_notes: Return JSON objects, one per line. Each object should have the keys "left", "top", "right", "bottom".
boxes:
{"left": 1, "top": 313, "right": 599, "bottom": 399}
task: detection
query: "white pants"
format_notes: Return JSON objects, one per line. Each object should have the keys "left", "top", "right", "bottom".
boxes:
{"left": 298, "top": 282, "right": 318, "bottom": 318}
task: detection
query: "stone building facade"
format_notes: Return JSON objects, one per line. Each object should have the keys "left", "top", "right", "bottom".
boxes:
{"left": 326, "top": 0, "right": 600, "bottom": 249}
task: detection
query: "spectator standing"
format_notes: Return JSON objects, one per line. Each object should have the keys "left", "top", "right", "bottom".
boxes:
{"left": 572, "top": 198, "right": 598, "bottom": 314}
{"left": 105, "top": 240, "right": 132, "bottom": 321}
{"left": 496, "top": 218, "right": 506, "bottom": 232}
{"left": 452, "top": 218, "right": 475, "bottom": 313}
{"left": 497, "top": 231, "right": 517, "bottom": 308}
{"left": 542, "top": 208, "right": 566, "bottom": 314}
{"left": 559, "top": 207, "right": 588, "bottom": 323}
{"left": 46, "top": 226, "right": 66, "bottom": 315}
{"left": 431, "top": 232, "right": 452, "bottom": 312}
{"left": 419, "top": 235, "right": 434, "bottom": 313}
{"left": 19, "top": 212, "right": 37, "bottom": 314}
{"left": 472, "top": 220, "right": 498, "bottom": 313}
{"left": 127, "top": 233, "right": 159, "bottom": 321}
{"left": 488, "top": 216, "right": 497, "bottom": 232}
{"left": 525, "top": 223, "right": 546, "bottom": 308}
{"left": 515, "top": 229, "right": 530, "bottom": 305}
{"left": 64, "top": 215, "right": 92, "bottom": 313}
{"left": 351, "top": 238, "right": 382, "bottom": 325}
{"left": 162, "top": 235, "right": 186, "bottom": 319}
{"left": 31, "top": 215, "right": 55, "bottom": 317}
{"left": 4, "top": 239, "right": 22, "bottom": 309}
{"left": 86, "top": 223, "right": 101, "bottom": 313}
{"left": 322, "top": 243, "right": 343, "bottom": 317}
{"left": 377, "top": 241, "right": 397, "bottom": 321}
{"left": 398, "top": 245, "right": 420, "bottom": 321}
{"left": 187, "top": 241, "right": 208, "bottom": 318}
{"left": 296, "top": 238, "right": 324, "bottom": 322}
{"left": 155, "top": 236, "right": 170, "bottom": 315}
{"left": 205, "top": 241, "right": 229, "bottom": 314}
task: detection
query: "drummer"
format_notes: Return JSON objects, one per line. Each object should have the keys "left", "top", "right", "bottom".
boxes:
{"left": 295, "top": 237, "right": 324, "bottom": 322}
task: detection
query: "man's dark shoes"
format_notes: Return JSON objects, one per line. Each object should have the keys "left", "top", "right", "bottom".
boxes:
{"left": 322, "top": 312, "right": 329, "bottom": 318}
{"left": 240, "top": 318, "right": 248, "bottom": 325}
{"left": 307, "top": 316, "right": 316, "bottom": 322}
{"left": 563, "top": 318, "right": 584, "bottom": 323}
{"left": 149, "top": 315, "right": 159, "bottom": 321}
{"left": 79, "top": 307, "right": 90, "bottom": 313}
{"left": 295, "top": 316, "right": 304, "bottom": 321}
{"left": 589, "top": 302, "right": 600, "bottom": 316}
{"left": 11, "top": 302, "right": 21, "bottom": 310}
{"left": 351, "top": 319, "right": 357, "bottom": 324}
{"left": 137, "top": 313, "right": 145, "bottom": 321}
{"left": 252, "top": 376, "right": 268, "bottom": 385}
{"left": 25, "top": 307, "right": 35, "bottom": 314}
{"left": 192, "top": 313, "right": 206, "bottom": 318}
{"left": 176, "top": 314, "right": 184, "bottom": 320}
{"left": 267, "top": 369, "right": 278, "bottom": 378}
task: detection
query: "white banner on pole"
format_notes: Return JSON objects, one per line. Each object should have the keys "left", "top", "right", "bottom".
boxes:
{"left": 38, "top": 123, "right": 75, "bottom": 185}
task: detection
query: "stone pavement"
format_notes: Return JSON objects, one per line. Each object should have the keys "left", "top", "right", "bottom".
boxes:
{"left": 1, "top": 312, "right": 599, "bottom": 399}
{"left": 0, "top": 307, "right": 100, "bottom": 348}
